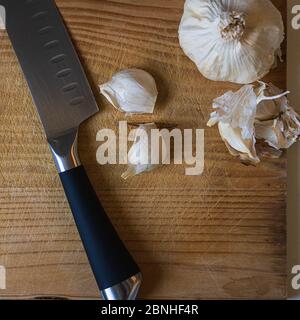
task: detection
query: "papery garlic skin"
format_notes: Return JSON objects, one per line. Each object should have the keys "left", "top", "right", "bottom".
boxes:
{"left": 122, "top": 123, "right": 166, "bottom": 179}
{"left": 99, "top": 69, "right": 158, "bottom": 114}
{"left": 256, "top": 142, "right": 283, "bottom": 159}
{"left": 207, "top": 85, "right": 260, "bottom": 165}
{"left": 208, "top": 82, "right": 300, "bottom": 165}
{"left": 218, "top": 123, "right": 259, "bottom": 165}
{"left": 179, "top": 0, "right": 284, "bottom": 84}
{"left": 255, "top": 84, "right": 300, "bottom": 150}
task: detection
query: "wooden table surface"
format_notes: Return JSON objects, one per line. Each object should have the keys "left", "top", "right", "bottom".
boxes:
{"left": 0, "top": 0, "right": 287, "bottom": 299}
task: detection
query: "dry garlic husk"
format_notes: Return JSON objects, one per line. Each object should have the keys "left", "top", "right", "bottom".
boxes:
{"left": 122, "top": 123, "right": 167, "bottom": 179}
{"left": 207, "top": 82, "right": 299, "bottom": 165}
{"left": 255, "top": 83, "right": 300, "bottom": 150}
{"left": 256, "top": 142, "right": 283, "bottom": 159}
{"left": 99, "top": 69, "right": 158, "bottom": 114}
{"left": 207, "top": 85, "right": 260, "bottom": 165}
{"left": 178, "top": 0, "right": 284, "bottom": 84}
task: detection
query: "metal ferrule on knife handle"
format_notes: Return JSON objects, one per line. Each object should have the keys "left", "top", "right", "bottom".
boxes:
{"left": 48, "top": 128, "right": 81, "bottom": 173}
{"left": 1, "top": 0, "right": 142, "bottom": 300}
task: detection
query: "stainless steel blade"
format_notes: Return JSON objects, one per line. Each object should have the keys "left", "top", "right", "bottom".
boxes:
{"left": 2, "top": 0, "right": 99, "bottom": 139}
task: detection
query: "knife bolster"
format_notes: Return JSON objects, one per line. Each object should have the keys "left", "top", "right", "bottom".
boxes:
{"left": 48, "top": 128, "right": 81, "bottom": 173}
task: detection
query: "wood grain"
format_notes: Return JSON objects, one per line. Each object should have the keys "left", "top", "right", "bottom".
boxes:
{"left": 0, "top": 0, "right": 287, "bottom": 299}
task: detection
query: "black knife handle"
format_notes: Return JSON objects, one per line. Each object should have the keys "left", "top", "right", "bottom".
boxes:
{"left": 59, "top": 166, "right": 141, "bottom": 292}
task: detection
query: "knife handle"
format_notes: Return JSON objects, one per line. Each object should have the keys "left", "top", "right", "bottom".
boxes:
{"left": 59, "top": 165, "right": 141, "bottom": 300}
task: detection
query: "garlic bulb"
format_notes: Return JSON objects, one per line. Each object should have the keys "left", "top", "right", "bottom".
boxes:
{"left": 122, "top": 123, "right": 166, "bottom": 179}
{"left": 207, "top": 82, "right": 299, "bottom": 165}
{"left": 178, "top": 0, "right": 284, "bottom": 84}
{"left": 99, "top": 69, "right": 158, "bottom": 114}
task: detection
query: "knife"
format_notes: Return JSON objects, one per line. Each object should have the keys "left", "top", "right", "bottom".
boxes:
{"left": 0, "top": 0, "right": 142, "bottom": 300}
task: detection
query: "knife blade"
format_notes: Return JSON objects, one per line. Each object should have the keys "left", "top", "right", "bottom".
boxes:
{"left": 3, "top": 0, "right": 98, "bottom": 139}
{"left": 0, "top": 0, "right": 141, "bottom": 300}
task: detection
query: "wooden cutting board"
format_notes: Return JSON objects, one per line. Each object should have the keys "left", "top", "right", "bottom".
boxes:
{"left": 0, "top": 0, "right": 287, "bottom": 299}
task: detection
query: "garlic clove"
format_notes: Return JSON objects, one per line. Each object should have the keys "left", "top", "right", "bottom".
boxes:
{"left": 255, "top": 83, "right": 300, "bottom": 150}
{"left": 207, "top": 85, "right": 259, "bottom": 165}
{"left": 207, "top": 85, "right": 258, "bottom": 140}
{"left": 99, "top": 69, "right": 158, "bottom": 114}
{"left": 178, "top": 0, "right": 284, "bottom": 84}
{"left": 255, "top": 111, "right": 300, "bottom": 150}
{"left": 255, "top": 119, "right": 284, "bottom": 150}
{"left": 218, "top": 122, "right": 259, "bottom": 165}
{"left": 122, "top": 123, "right": 165, "bottom": 179}
{"left": 255, "top": 83, "right": 283, "bottom": 121}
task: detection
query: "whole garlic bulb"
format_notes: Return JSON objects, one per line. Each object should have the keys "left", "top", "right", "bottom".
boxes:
{"left": 178, "top": 0, "right": 284, "bottom": 84}
{"left": 99, "top": 69, "right": 158, "bottom": 114}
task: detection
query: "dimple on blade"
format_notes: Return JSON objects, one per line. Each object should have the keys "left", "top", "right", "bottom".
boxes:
{"left": 2, "top": 0, "right": 99, "bottom": 139}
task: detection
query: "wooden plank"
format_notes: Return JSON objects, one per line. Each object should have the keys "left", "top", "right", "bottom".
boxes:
{"left": 0, "top": 0, "right": 287, "bottom": 299}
